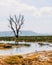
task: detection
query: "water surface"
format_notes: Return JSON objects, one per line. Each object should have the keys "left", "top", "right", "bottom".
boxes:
{"left": 0, "top": 42, "right": 52, "bottom": 55}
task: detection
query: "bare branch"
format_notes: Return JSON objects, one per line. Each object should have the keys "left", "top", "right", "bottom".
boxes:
{"left": 14, "top": 15, "right": 17, "bottom": 22}
{"left": 9, "top": 16, "right": 16, "bottom": 36}
{"left": 8, "top": 14, "right": 24, "bottom": 38}
{"left": 18, "top": 15, "right": 24, "bottom": 30}
{"left": 17, "top": 15, "right": 21, "bottom": 24}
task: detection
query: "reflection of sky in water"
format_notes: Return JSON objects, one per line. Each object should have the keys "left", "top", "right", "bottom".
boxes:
{"left": 0, "top": 42, "right": 52, "bottom": 55}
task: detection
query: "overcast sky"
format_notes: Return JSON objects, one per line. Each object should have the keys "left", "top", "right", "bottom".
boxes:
{"left": 0, "top": 0, "right": 52, "bottom": 34}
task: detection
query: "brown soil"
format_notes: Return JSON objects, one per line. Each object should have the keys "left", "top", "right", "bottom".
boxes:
{"left": 0, "top": 51, "right": 52, "bottom": 65}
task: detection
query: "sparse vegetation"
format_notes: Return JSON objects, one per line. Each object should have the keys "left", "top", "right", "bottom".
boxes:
{"left": 38, "top": 42, "right": 49, "bottom": 46}
{"left": 0, "top": 36, "right": 52, "bottom": 42}
{"left": 0, "top": 43, "right": 30, "bottom": 49}
{"left": 17, "top": 43, "right": 30, "bottom": 46}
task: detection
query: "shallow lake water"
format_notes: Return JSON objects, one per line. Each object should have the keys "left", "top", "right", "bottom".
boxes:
{"left": 0, "top": 41, "right": 52, "bottom": 55}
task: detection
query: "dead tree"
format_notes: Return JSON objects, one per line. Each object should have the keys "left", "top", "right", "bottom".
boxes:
{"left": 8, "top": 15, "right": 24, "bottom": 38}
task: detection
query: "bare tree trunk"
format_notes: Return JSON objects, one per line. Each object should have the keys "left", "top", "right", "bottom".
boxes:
{"left": 16, "top": 34, "right": 18, "bottom": 38}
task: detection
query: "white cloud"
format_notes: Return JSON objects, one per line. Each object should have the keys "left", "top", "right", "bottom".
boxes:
{"left": 40, "top": 7, "right": 52, "bottom": 15}
{"left": 0, "top": 0, "right": 52, "bottom": 17}
{"left": 31, "top": 7, "right": 52, "bottom": 17}
{"left": 0, "top": 0, "right": 52, "bottom": 34}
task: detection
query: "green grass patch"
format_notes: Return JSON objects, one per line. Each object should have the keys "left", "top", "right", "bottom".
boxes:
{"left": 0, "top": 36, "right": 52, "bottom": 42}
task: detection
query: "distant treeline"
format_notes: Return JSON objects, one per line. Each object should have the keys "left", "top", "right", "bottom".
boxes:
{"left": 0, "top": 36, "right": 52, "bottom": 42}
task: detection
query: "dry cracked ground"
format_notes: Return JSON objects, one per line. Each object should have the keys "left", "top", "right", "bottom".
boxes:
{"left": 0, "top": 51, "right": 52, "bottom": 65}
